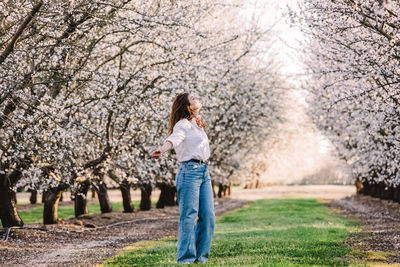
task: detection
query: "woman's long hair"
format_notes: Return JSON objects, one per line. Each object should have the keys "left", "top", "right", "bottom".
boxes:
{"left": 168, "top": 93, "right": 191, "bottom": 135}
{"left": 168, "top": 92, "right": 205, "bottom": 134}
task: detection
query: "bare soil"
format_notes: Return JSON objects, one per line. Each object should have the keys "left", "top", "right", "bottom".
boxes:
{"left": 2, "top": 185, "right": 400, "bottom": 266}
{"left": 330, "top": 194, "right": 400, "bottom": 264}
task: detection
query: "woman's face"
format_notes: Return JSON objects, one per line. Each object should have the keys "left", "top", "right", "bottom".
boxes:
{"left": 188, "top": 94, "right": 202, "bottom": 111}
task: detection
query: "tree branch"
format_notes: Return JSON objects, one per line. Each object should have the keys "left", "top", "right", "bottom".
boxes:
{"left": 0, "top": 2, "right": 43, "bottom": 64}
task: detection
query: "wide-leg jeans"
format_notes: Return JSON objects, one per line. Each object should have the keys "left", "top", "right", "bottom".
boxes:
{"left": 175, "top": 161, "right": 215, "bottom": 264}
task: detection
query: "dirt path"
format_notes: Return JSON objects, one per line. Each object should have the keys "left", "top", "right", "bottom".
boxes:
{"left": 1, "top": 197, "right": 248, "bottom": 267}
{"left": 229, "top": 185, "right": 356, "bottom": 200}
{"left": 331, "top": 195, "right": 400, "bottom": 264}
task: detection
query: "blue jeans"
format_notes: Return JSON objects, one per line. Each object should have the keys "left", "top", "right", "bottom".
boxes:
{"left": 175, "top": 161, "right": 215, "bottom": 264}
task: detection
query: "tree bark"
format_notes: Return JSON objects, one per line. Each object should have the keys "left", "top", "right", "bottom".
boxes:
{"left": 244, "top": 180, "right": 258, "bottom": 189}
{"left": 120, "top": 180, "right": 134, "bottom": 212}
{"left": 165, "top": 185, "right": 177, "bottom": 206}
{"left": 0, "top": 186, "right": 23, "bottom": 227}
{"left": 211, "top": 180, "right": 216, "bottom": 198}
{"left": 394, "top": 187, "right": 400, "bottom": 203}
{"left": 0, "top": 172, "right": 24, "bottom": 227}
{"left": 378, "top": 182, "right": 385, "bottom": 199}
{"left": 97, "top": 182, "right": 112, "bottom": 213}
{"left": 74, "top": 181, "right": 90, "bottom": 217}
{"left": 11, "top": 190, "right": 17, "bottom": 204}
{"left": 370, "top": 183, "right": 378, "bottom": 198}
{"left": 382, "top": 185, "right": 393, "bottom": 200}
{"left": 227, "top": 183, "right": 232, "bottom": 196}
{"left": 218, "top": 183, "right": 228, "bottom": 198}
{"left": 156, "top": 183, "right": 176, "bottom": 208}
{"left": 140, "top": 183, "right": 152, "bottom": 211}
{"left": 355, "top": 179, "right": 363, "bottom": 194}
{"left": 362, "top": 181, "right": 370, "bottom": 196}
{"left": 43, "top": 187, "right": 64, "bottom": 224}
{"left": 29, "top": 189, "right": 37, "bottom": 204}
{"left": 41, "top": 190, "right": 47, "bottom": 203}
{"left": 156, "top": 183, "right": 167, "bottom": 209}
{"left": 0, "top": 2, "right": 43, "bottom": 64}
{"left": 218, "top": 184, "right": 223, "bottom": 198}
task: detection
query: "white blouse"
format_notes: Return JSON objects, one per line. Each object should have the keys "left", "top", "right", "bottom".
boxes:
{"left": 165, "top": 118, "right": 210, "bottom": 162}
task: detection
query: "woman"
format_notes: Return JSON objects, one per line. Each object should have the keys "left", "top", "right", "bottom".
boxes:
{"left": 151, "top": 92, "right": 215, "bottom": 264}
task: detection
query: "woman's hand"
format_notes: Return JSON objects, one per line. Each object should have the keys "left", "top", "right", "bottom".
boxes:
{"left": 151, "top": 149, "right": 162, "bottom": 159}
{"left": 151, "top": 141, "right": 172, "bottom": 159}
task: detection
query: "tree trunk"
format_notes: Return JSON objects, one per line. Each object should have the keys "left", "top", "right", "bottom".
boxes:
{"left": 392, "top": 187, "right": 398, "bottom": 202}
{"left": 156, "top": 183, "right": 167, "bottom": 209}
{"left": 74, "top": 181, "right": 90, "bottom": 217}
{"left": 0, "top": 186, "right": 24, "bottom": 227}
{"left": 244, "top": 180, "right": 257, "bottom": 189}
{"left": 364, "top": 181, "right": 372, "bottom": 196}
{"left": 218, "top": 183, "right": 228, "bottom": 198}
{"left": 97, "top": 182, "right": 112, "bottom": 213}
{"left": 211, "top": 180, "right": 216, "bottom": 198}
{"left": 41, "top": 190, "right": 47, "bottom": 203}
{"left": 140, "top": 184, "right": 152, "bottom": 211}
{"left": 165, "top": 185, "right": 177, "bottom": 206}
{"left": 11, "top": 190, "right": 17, "bottom": 204}
{"left": 120, "top": 180, "right": 134, "bottom": 212}
{"left": 156, "top": 183, "right": 175, "bottom": 208}
{"left": 218, "top": 184, "right": 223, "bottom": 198}
{"left": 396, "top": 187, "right": 400, "bottom": 203}
{"left": 227, "top": 183, "right": 231, "bottom": 196}
{"left": 29, "top": 189, "right": 37, "bottom": 204}
{"left": 355, "top": 179, "right": 363, "bottom": 194}
{"left": 378, "top": 182, "right": 385, "bottom": 199}
{"left": 382, "top": 186, "right": 393, "bottom": 200}
{"left": 393, "top": 187, "right": 400, "bottom": 203}
{"left": 0, "top": 172, "right": 24, "bottom": 227}
{"left": 370, "top": 183, "right": 378, "bottom": 198}
{"left": 43, "top": 188, "right": 64, "bottom": 224}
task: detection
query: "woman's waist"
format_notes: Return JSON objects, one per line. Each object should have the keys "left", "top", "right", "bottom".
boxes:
{"left": 181, "top": 158, "right": 209, "bottom": 164}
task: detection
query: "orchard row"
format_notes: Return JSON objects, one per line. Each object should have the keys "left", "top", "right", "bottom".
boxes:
{"left": 295, "top": 1, "right": 400, "bottom": 201}
{"left": 0, "top": 1, "right": 284, "bottom": 226}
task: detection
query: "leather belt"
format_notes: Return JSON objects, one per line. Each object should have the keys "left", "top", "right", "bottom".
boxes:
{"left": 184, "top": 159, "right": 208, "bottom": 164}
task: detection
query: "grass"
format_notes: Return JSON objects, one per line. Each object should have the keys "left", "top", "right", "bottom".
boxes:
{"left": 0, "top": 201, "right": 155, "bottom": 226}
{"left": 102, "top": 198, "right": 366, "bottom": 267}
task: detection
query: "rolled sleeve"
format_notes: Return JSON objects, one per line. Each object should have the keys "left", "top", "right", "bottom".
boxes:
{"left": 165, "top": 121, "right": 187, "bottom": 148}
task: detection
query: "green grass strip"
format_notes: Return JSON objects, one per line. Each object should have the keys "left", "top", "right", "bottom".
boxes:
{"left": 103, "top": 198, "right": 365, "bottom": 267}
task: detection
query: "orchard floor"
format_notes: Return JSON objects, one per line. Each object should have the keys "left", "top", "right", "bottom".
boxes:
{"left": 1, "top": 185, "right": 400, "bottom": 266}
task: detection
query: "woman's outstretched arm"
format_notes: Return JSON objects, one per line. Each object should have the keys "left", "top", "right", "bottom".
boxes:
{"left": 151, "top": 140, "right": 173, "bottom": 159}
{"left": 152, "top": 120, "right": 187, "bottom": 158}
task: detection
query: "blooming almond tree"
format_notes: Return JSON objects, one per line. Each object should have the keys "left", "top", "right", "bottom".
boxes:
{"left": 0, "top": 0, "right": 285, "bottom": 226}
{"left": 292, "top": 0, "right": 400, "bottom": 202}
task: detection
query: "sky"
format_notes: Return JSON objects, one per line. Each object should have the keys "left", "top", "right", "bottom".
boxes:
{"left": 240, "top": 0, "right": 307, "bottom": 76}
